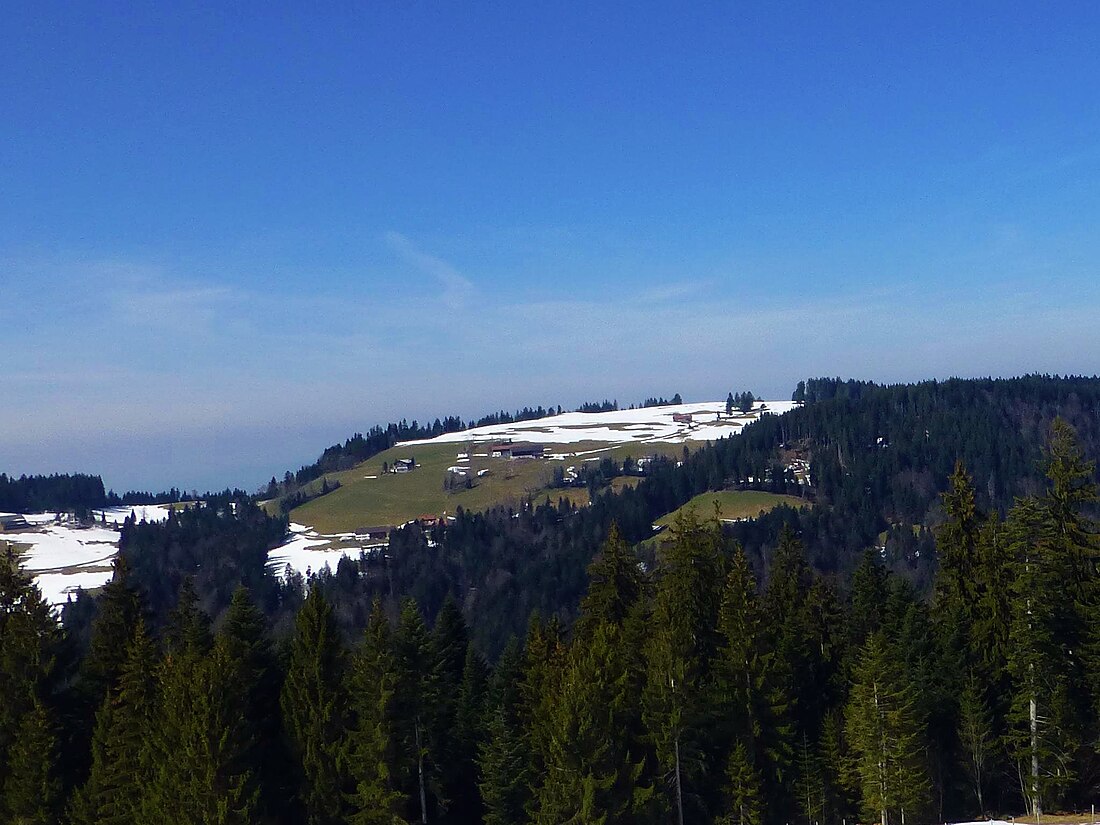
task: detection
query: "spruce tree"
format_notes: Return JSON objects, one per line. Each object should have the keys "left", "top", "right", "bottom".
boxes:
{"left": 712, "top": 545, "right": 792, "bottom": 820}
{"left": 80, "top": 555, "right": 141, "bottom": 706}
{"left": 519, "top": 613, "right": 565, "bottom": 806}
{"left": 394, "top": 598, "right": 438, "bottom": 824}
{"left": 218, "top": 585, "right": 284, "bottom": 817}
{"left": 0, "top": 547, "right": 60, "bottom": 795}
{"left": 765, "top": 526, "right": 830, "bottom": 822}
{"left": 141, "top": 639, "right": 260, "bottom": 824}
{"left": 532, "top": 621, "right": 654, "bottom": 824}
{"left": 1005, "top": 496, "right": 1078, "bottom": 815}
{"left": 165, "top": 575, "right": 213, "bottom": 655}
{"left": 970, "top": 513, "right": 1013, "bottom": 726}
{"left": 430, "top": 596, "right": 470, "bottom": 817}
{"left": 845, "top": 631, "right": 928, "bottom": 825}
{"left": 957, "top": 673, "right": 993, "bottom": 815}
{"left": 1043, "top": 419, "right": 1099, "bottom": 731}
{"left": 847, "top": 547, "right": 887, "bottom": 654}
{"left": 715, "top": 742, "right": 763, "bottom": 825}
{"left": 346, "top": 599, "right": 406, "bottom": 825}
{"left": 2, "top": 698, "right": 62, "bottom": 825}
{"left": 642, "top": 509, "right": 724, "bottom": 824}
{"left": 69, "top": 618, "right": 158, "bottom": 825}
{"left": 450, "top": 645, "right": 490, "bottom": 820}
{"left": 280, "top": 584, "right": 349, "bottom": 825}
{"left": 479, "top": 638, "right": 531, "bottom": 825}
{"left": 935, "top": 460, "right": 982, "bottom": 618}
{"left": 575, "top": 522, "right": 643, "bottom": 637}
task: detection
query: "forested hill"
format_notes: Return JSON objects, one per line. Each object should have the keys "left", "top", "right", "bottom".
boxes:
{"left": 278, "top": 374, "right": 1100, "bottom": 653}
{"left": 56, "top": 374, "right": 1100, "bottom": 655}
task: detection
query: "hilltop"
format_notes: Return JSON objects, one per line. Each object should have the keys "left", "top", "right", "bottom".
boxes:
{"left": 281, "top": 400, "right": 798, "bottom": 553}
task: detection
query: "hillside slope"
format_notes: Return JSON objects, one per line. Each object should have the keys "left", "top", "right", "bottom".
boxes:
{"left": 288, "top": 400, "right": 796, "bottom": 535}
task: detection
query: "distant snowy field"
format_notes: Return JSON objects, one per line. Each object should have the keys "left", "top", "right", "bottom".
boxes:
{"left": 398, "top": 400, "right": 799, "bottom": 448}
{"left": 3, "top": 506, "right": 171, "bottom": 606}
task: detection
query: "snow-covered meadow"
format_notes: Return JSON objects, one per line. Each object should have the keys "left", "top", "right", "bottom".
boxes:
{"left": 398, "top": 400, "right": 799, "bottom": 449}
{"left": 3, "top": 506, "right": 171, "bottom": 606}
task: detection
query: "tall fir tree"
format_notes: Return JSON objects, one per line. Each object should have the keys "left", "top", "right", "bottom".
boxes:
{"left": 532, "top": 621, "right": 654, "bottom": 824}
{"left": 0, "top": 547, "right": 61, "bottom": 799}
{"left": 346, "top": 599, "right": 406, "bottom": 825}
{"left": 957, "top": 673, "right": 993, "bottom": 815}
{"left": 712, "top": 545, "right": 793, "bottom": 822}
{"left": 520, "top": 612, "right": 565, "bottom": 816}
{"left": 450, "top": 645, "right": 490, "bottom": 821}
{"left": 575, "top": 522, "right": 644, "bottom": 637}
{"left": 642, "top": 509, "right": 724, "bottom": 824}
{"left": 429, "top": 596, "right": 471, "bottom": 819}
{"left": 935, "top": 460, "right": 983, "bottom": 620}
{"left": 79, "top": 555, "right": 141, "bottom": 707}
{"left": 716, "top": 742, "right": 763, "bottom": 825}
{"left": 218, "top": 585, "right": 286, "bottom": 818}
{"left": 1005, "top": 496, "right": 1078, "bottom": 815}
{"left": 845, "top": 631, "right": 929, "bottom": 825}
{"left": 393, "top": 597, "right": 439, "bottom": 824}
{"left": 141, "top": 639, "right": 260, "bottom": 824}
{"left": 165, "top": 575, "right": 213, "bottom": 655}
{"left": 2, "top": 697, "right": 62, "bottom": 825}
{"left": 69, "top": 618, "right": 158, "bottom": 825}
{"left": 280, "top": 584, "right": 349, "bottom": 825}
{"left": 479, "top": 638, "right": 531, "bottom": 825}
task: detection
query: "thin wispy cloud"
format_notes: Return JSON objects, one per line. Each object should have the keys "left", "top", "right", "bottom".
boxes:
{"left": 384, "top": 231, "right": 474, "bottom": 309}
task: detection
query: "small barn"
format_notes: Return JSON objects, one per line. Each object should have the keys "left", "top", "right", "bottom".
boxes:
{"left": 672, "top": 413, "right": 693, "bottom": 424}
{"left": 357, "top": 526, "right": 393, "bottom": 542}
{"left": 510, "top": 443, "right": 546, "bottom": 460}
{"left": 489, "top": 441, "right": 514, "bottom": 458}
{"left": 0, "top": 514, "right": 30, "bottom": 532}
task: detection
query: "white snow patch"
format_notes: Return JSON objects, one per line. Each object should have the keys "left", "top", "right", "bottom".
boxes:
{"left": 35, "top": 569, "right": 115, "bottom": 606}
{"left": 91, "top": 505, "right": 172, "bottom": 524}
{"left": 397, "top": 401, "right": 797, "bottom": 449}
{"left": 267, "top": 530, "right": 354, "bottom": 579}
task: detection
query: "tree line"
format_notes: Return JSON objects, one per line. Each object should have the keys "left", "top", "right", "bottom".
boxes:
{"left": 0, "top": 473, "right": 106, "bottom": 515}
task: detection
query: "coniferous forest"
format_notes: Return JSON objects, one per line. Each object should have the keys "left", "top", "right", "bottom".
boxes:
{"left": 2, "top": 376, "right": 1100, "bottom": 824}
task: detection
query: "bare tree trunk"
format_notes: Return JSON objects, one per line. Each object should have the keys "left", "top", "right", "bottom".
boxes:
{"left": 416, "top": 719, "right": 428, "bottom": 824}
{"left": 1030, "top": 682, "right": 1040, "bottom": 817}
{"left": 875, "top": 681, "right": 888, "bottom": 825}
{"left": 674, "top": 732, "right": 684, "bottom": 825}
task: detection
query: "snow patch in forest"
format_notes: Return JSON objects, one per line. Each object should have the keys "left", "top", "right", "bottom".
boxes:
{"left": 267, "top": 524, "right": 363, "bottom": 580}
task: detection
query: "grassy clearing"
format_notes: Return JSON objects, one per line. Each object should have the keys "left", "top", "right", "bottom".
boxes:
{"left": 290, "top": 440, "right": 689, "bottom": 534}
{"left": 655, "top": 490, "right": 810, "bottom": 528}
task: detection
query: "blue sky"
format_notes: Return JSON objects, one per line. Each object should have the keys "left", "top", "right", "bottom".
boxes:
{"left": 3, "top": 2, "right": 1100, "bottom": 491}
